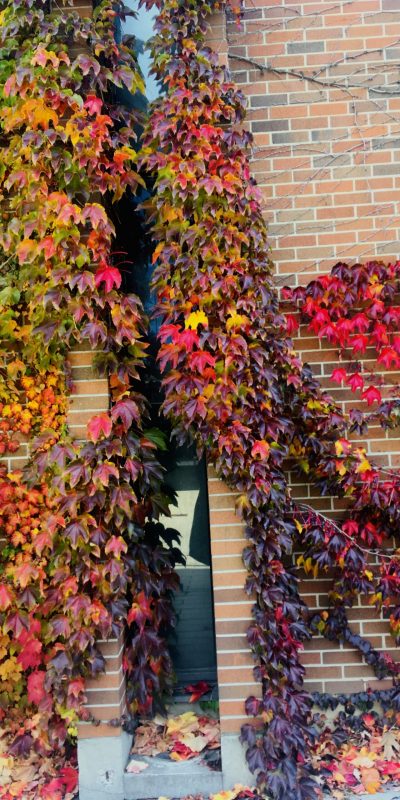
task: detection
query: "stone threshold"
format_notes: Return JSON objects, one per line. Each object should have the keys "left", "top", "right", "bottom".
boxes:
{"left": 124, "top": 755, "right": 222, "bottom": 800}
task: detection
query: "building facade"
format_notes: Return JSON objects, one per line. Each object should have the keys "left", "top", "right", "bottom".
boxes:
{"left": 46, "top": 1, "right": 400, "bottom": 797}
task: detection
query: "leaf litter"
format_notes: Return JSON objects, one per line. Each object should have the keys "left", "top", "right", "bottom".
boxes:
{"left": 0, "top": 725, "right": 77, "bottom": 800}
{"left": 128, "top": 711, "right": 220, "bottom": 770}
{"left": 312, "top": 711, "right": 400, "bottom": 797}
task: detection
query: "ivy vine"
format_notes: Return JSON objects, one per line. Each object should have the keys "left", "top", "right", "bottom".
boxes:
{"left": 0, "top": 1, "right": 399, "bottom": 799}
{"left": 142, "top": 1, "right": 400, "bottom": 798}
{"left": 0, "top": 0, "right": 180, "bottom": 750}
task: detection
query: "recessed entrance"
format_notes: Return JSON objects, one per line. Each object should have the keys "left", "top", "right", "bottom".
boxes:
{"left": 164, "top": 445, "right": 218, "bottom": 686}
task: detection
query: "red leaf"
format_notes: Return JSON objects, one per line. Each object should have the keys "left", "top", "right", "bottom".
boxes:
{"left": 17, "top": 635, "right": 42, "bottom": 669}
{"left": 351, "top": 312, "right": 369, "bottom": 333}
{"left": 177, "top": 329, "right": 200, "bottom": 349}
{"left": 361, "top": 386, "right": 382, "bottom": 406}
{"left": 0, "top": 583, "right": 13, "bottom": 610}
{"left": 27, "top": 670, "right": 46, "bottom": 706}
{"left": 111, "top": 398, "right": 140, "bottom": 430}
{"left": 82, "top": 203, "right": 108, "bottom": 230}
{"left": 351, "top": 334, "right": 368, "bottom": 355}
{"left": 189, "top": 350, "right": 216, "bottom": 372}
{"left": 331, "top": 367, "right": 347, "bottom": 384}
{"left": 377, "top": 346, "right": 400, "bottom": 370}
{"left": 170, "top": 741, "right": 196, "bottom": 760}
{"left": 87, "top": 413, "right": 112, "bottom": 443}
{"left": 95, "top": 263, "right": 122, "bottom": 293}
{"left": 92, "top": 461, "right": 119, "bottom": 486}
{"left": 33, "top": 529, "right": 53, "bottom": 555}
{"left": 184, "top": 680, "right": 210, "bottom": 703}
{"left": 251, "top": 440, "right": 270, "bottom": 460}
{"left": 59, "top": 766, "right": 78, "bottom": 793}
{"left": 127, "top": 591, "right": 153, "bottom": 629}
{"left": 346, "top": 373, "right": 364, "bottom": 393}
{"left": 84, "top": 94, "right": 103, "bottom": 115}
{"left": 67, "top": 678, "right": 86, "bottom": 699}
{"left": 41, "top": 779, "right": 63, "bottom": 799}
{"left": 285, "top": 314, "right": 299, "bottom": 335}
{"left": 342, "top": 520, "right": 359, "bottom": 537}
{"left": 104, "top": 535, "right": 128, "bottom": 559}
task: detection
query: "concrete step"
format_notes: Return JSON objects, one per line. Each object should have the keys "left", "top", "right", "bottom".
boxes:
{"left": 123, "top": 755, "right": 223, "bottom": 800}
{"left": 349, "top": 791, "right": 400, "bottom": 800}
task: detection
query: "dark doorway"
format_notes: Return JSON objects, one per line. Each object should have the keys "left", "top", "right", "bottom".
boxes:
{"left": 164, "top": 446, "right": 217, "bottom": 684}
{"left": 118, "top": 2, "right": 218, "bottom": 690}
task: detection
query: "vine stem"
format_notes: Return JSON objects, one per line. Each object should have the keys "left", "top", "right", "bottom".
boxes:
{"left": 295, "top": 503, "right": 398, "bottom": 563}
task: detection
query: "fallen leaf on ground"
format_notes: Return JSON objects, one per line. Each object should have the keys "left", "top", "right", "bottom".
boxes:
{"left": 382, "top": 729, "right": 400, "bottom": 761}
{"left": 184, "top": 681, "right": 211, "bottom": 703}
{"left": 131, "top": 711, "right": 220, "bottom": 764}
{"left": 360, "top": 766, "right": 381, "bottom": 793}
{"left": 126, "top": 759, "right": 149, "bottom": 774}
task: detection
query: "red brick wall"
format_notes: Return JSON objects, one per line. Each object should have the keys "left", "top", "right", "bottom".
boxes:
{"left": 69, "top": 352, "right": 126, "bottom": 739}
{"left": 207, "top": 0, "right": 400, "bottom": 737}
{"left": 227, "top": 0, "right": 400, "bottom": 284}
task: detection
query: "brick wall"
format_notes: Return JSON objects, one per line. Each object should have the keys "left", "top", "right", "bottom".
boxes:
{"left": 226, "top": 0, "right": 400, "bottom": 284}
{"left": 69, "top": 350, "right": 127, "bottom": 739}
{"left": 207, "top": 0, "right": 400, "bottom": 738}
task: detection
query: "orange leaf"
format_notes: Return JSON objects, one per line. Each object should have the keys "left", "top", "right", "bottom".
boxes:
{"left": 360, "top": 767, "right": 381, "bottom": 794}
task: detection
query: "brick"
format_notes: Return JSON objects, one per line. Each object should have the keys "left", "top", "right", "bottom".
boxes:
{"left": 78, "top": 723, "right": 121, "bottom": 739}
{"left": 251, "top": 120, "right": 289, "bottom": 132}
{"left": 324, "top": 680, "right": 366, "bottom": 693}
{"left": 250, "top": 94, "right": 288, "bottom": 107}
{"left": 373, "top": 164, "right": 400, "bottom": 176}
{"left": 288, "top": 42, "right": 325, "bottom": 54}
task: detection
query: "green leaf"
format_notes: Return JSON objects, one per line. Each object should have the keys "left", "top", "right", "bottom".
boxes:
{"left": 143, "top": 427, "right": 168, "bottom": 451}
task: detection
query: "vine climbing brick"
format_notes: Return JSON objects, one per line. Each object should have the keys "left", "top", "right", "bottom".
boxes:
{"left": 204, "top": 0, "right": 400, "bottom": 746}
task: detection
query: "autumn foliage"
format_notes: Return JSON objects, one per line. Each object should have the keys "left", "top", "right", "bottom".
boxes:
{"left": 1, "top": 0, "right": 400, "bottom": 799}
{"left": 0, "top": 0, "right": 180, "bottom": 759}
{"left": 139, "top": 0, "right": 400, "bottom": 798}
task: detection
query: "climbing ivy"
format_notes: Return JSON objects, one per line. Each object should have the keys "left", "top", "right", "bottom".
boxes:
{"left": 0, "top": 0, "right": 179, "bottom": 747}
{"left": 142, "top": 1, "right": 400, "bottom": 798}
{"left": 1, "top": 1, "right": 399, "bottom": 796}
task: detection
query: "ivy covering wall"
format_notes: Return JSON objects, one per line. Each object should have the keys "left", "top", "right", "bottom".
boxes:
{"left": 0, "top": 1, "right": 399, "bottom": 799}
{"left": 0, "top": 0, "right": 179, "bottom": 751}
{"left": 142, "top": 1, "right": 400, "bottom": 797}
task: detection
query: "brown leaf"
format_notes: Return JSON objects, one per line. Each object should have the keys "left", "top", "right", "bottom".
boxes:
{"left": 381, "top": 729, "right": 400, "bottom": 761}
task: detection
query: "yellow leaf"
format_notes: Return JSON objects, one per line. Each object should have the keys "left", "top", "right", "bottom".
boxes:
{"left": 295, "top": 519, "right": 303, "bottom": 533}
{"left": 307, "top": 399, "right": 325, "bottom": 411}
{"left": 185, "top": 310, "right": 208, "bottom": 330}
{"left": 166, "top": 711, "right": 197, "bottom": 735}
{"left": 65, "top": 120, "right": 80, "bottom": 146}
{"left": 152, "top": 242, "right": 165, "bottom": 264}
{"left": 332, "top": 771, "right": 346, "bottom": 784}
{"left": 369, "top": 592, "right": 382, "bottom": 606}
{"left": 169, "top": 751, "right": 186, "bottom": 762}
{"left": 357, "top": 458, "right": 371, "bottom": 474}
{"left": 161, "top": 205, "right": 181, "bottom": 223}
{"left": 335, "top": 438, "right": 351, "bottom": 456}
{"left": 304, "top": 557, "right": 313, "bottom": 575}
{"left": 211, "top": 792, "right": 237, "bottom": 800}
{"left": 203, "top": 384, "right": 215, "bottom": 399}
{"left": 226, "top": 313, "right": 250, "bottom": 331}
